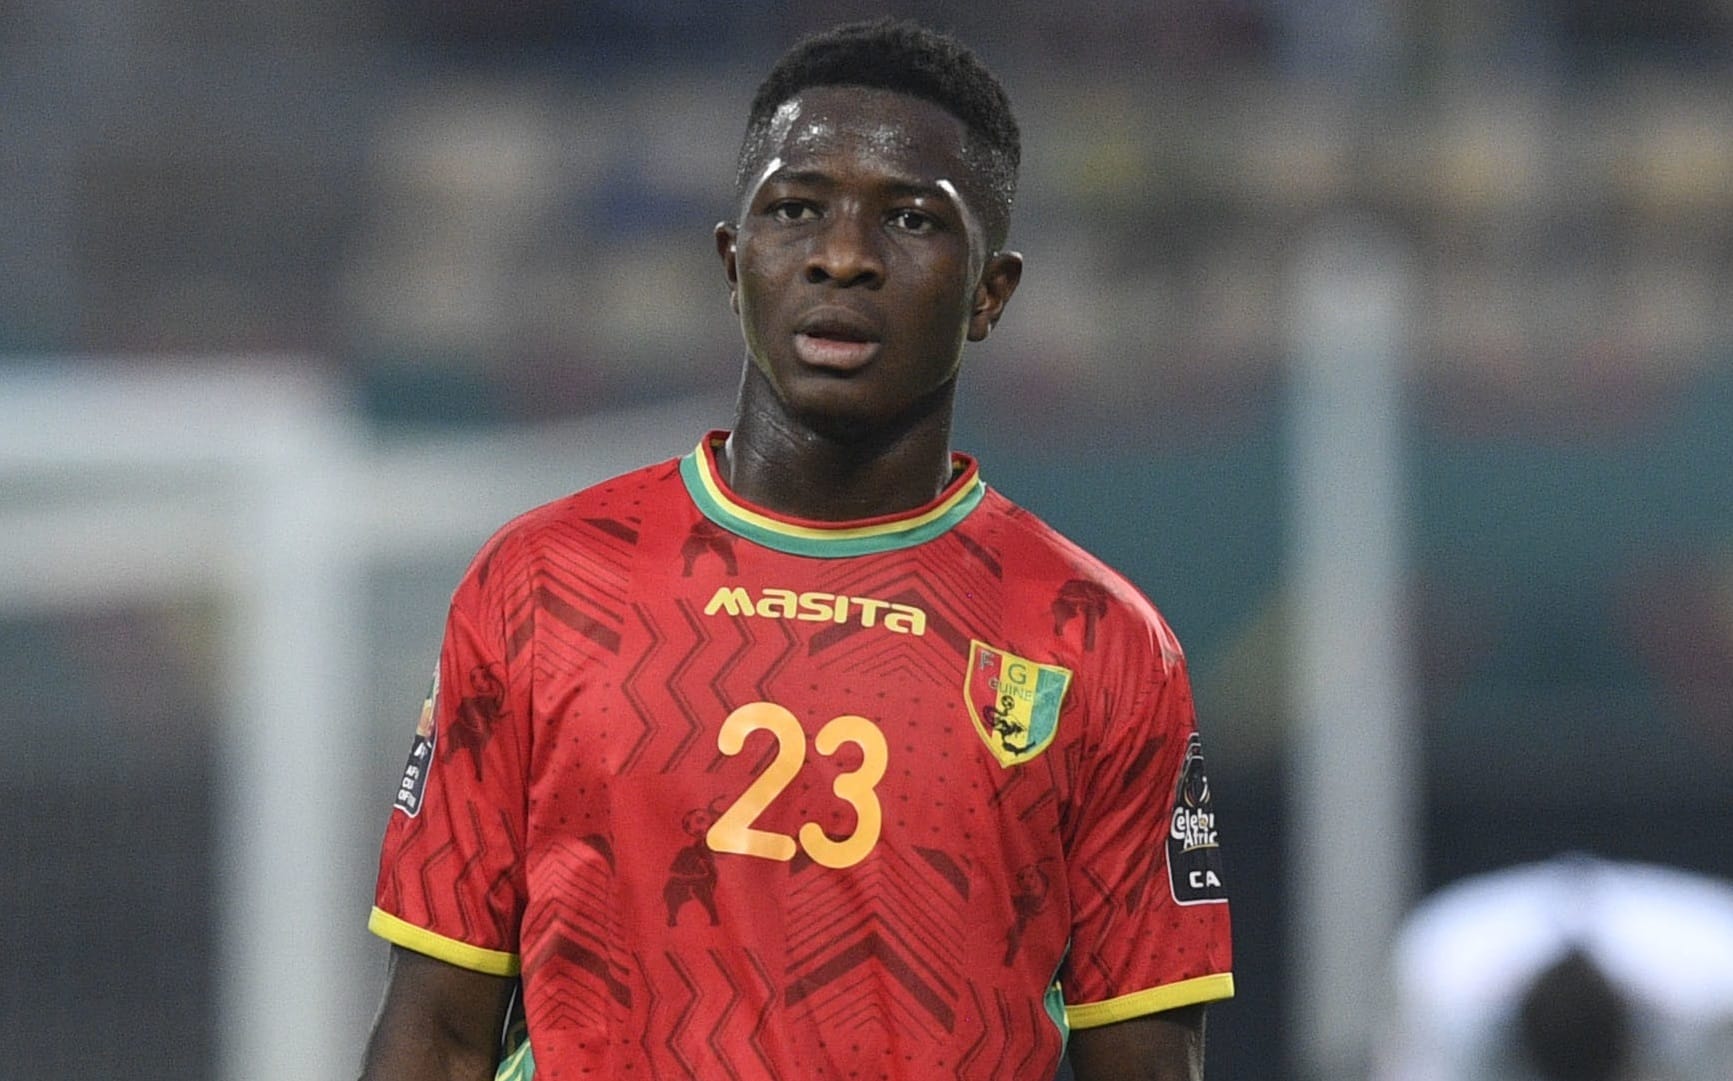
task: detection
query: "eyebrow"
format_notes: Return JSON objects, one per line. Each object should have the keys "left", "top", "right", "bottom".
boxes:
{"left": 762, "top": 168, "right": 958, "bottom": 205}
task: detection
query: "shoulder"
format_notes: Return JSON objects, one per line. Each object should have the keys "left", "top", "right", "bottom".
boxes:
{"left": 975, "top": 486, "right": 1185, "bottom": 669}
{"left": 455, "top": 456, "right": 687, "bottom": 600}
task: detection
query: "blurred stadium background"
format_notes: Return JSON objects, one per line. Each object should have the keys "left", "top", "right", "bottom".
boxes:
{"left": 2, "top": 2, "right": 1731, "bottom": 1079}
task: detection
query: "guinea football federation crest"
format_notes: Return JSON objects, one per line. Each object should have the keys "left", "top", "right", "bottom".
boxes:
{"left": 965, "top": 641, "right": 1072, "bottom": 768}
{"left": 392, "top": 669, "right": 439, "bottom": 816}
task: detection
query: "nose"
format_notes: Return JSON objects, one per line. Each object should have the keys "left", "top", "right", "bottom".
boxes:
{"left": 805, "top": 210, "right": 883, "bottom": 288}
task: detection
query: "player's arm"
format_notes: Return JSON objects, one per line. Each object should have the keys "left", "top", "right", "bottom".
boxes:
{"left": 358, "top": 945, "right": 515, "bottom": 1081}
{"left": 1066, "top": 1004, "right": 1207, "bottom": 1081}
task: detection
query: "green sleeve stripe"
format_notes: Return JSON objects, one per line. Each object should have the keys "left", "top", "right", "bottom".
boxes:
{"left": 495, "top": 1040, "right": 535, "bottom": 1081}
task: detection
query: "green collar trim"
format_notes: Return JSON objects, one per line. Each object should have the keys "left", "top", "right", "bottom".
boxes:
{"left": 679, "top": 434, "right": 984, "bottom": 558}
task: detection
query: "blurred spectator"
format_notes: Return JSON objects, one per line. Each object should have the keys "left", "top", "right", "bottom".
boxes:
{"left": 1374, "top": 855, "right": 1733, "bottom": 1081}
{"left": 1510, "top": 947, "right": 1631, "bottom": 1081}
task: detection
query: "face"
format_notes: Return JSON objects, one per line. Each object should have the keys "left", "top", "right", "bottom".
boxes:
{"left": 717, "top": 86, "right": 1021, "bottom": 440}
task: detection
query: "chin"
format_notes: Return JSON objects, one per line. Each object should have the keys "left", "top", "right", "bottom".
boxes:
{"left": 784, "top": 397, "right": 884, "bottom": 443}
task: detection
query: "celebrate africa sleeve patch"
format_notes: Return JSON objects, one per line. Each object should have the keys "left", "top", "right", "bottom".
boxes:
{"left": 392, "top": 670, "right": 439, "bottom": 816}
{"left": 1168, "top": 732, "right": 1227, "bottom": 905}
{"left": 964, "top": 641, "right": 1072, "bottom": 767}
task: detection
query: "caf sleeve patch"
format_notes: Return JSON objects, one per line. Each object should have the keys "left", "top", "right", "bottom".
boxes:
{"left": 392, "top": 669, "right": 439, "bottom": 816}
{"left": 1168, "top": 732, "right": 1228, "bottom": 905}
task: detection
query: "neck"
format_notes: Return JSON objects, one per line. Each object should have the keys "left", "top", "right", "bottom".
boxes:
{"left": 719, "top": 368, "right": 957, "bottom": 522}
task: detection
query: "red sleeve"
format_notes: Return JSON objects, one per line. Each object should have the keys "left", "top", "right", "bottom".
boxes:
{"left": 1060, "top": 619, "right": 1234, "bottom": 1028}
{"left": 369, "top": 541, "right": 532, "bottom": 976}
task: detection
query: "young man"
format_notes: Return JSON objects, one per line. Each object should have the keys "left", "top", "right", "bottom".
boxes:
{"left": 360, "top": 19, "right": 1233, "bottom": 1081}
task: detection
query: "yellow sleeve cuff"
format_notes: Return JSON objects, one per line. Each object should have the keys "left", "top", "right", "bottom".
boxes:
{"left": 368, "top": 906, "right": 521, "bottom": 977}
{"left": 1064, "top": 972, "right": 1235, "bottom": 1029}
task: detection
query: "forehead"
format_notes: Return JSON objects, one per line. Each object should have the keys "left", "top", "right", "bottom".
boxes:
{"left": 756, "top": 85, "right": 974, "bottom": 183}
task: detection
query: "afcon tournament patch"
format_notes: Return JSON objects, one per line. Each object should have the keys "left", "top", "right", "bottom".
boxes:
{"left": 392, "top": 670, "right": 439, "bottom": 816}
{"left": 964, "top": 641, "right": 1072, "bottom": 767}
{"left": 1168, "top": 732, "right": 1227, "bottom": 905}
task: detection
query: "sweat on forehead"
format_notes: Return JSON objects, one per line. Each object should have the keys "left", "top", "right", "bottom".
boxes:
{"left": 765, "top": 89, "right": 961, "bottom": 163}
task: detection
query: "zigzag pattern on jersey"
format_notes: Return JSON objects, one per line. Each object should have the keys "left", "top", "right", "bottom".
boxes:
{"left": 773, "top": 842, "right": 1056, "bottom": 1078}
{"left": 782, "top": 841, "right": 966, "bottom": 1035}
{"left": 524, "top": 515, "right": 637, "bottom": 675}
{"left": 523, "top": 833, "right": 630, "bottom": 1028}
{"left": 387, "top": 797, "right": 520, "bottom": 942}
{"left": 636, "top": 946, "right": 781, "bottom": 1080}
{"left": 614, "top": 594, "right": 805, "bottom": 777}
{"left": 801, "top": 531, "right": 1001, "bottom": 671}
{"left": 964, "top": 983, "right": 1061, "bottom": 1078}
{"left": 1070, "top": 856, "right": 1164, "bottom": 992}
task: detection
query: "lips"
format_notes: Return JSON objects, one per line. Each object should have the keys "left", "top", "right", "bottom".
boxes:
{"left": 793, "top": 309, "right": 882, "bottom": 371}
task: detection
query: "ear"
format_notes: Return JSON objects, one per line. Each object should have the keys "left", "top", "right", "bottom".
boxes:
{"left": 715, "top": 222, "right": 740, "bottom": 314}
{"left": 966, "top": 250, "right": 1023, "bottom": 342}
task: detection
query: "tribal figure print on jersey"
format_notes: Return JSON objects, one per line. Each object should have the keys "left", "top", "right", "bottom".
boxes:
{"left": 372, "top": 432, "right": 1233, "bottom": 1080}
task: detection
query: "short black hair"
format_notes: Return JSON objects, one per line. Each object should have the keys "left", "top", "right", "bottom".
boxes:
{"left": 737, "top": 18, "right": 1020, "bottom": 250}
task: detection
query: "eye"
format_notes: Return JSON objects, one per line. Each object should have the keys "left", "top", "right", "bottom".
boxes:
{"left": 768, "top": 200, "right": 818, "bottom": 224}
{"left": 888, "top": 209, "right": 937, "bottom": 234}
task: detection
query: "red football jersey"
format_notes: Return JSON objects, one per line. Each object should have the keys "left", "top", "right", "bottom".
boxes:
{"left": 372, "top": 432, "right": 1232, "bottom": 1079}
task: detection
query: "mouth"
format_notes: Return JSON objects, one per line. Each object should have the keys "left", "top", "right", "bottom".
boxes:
{"left": 793, "top": 311, "right": 882, "bottom": 371}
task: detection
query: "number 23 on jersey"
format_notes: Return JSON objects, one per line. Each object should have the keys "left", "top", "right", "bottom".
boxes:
{"left": 705, "top": 701, "right": 888, "bottom": 870}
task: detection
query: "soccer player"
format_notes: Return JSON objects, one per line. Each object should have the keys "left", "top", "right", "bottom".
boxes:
{"left": 359, "top": 19, "right": 1233, "bottom": 1081}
